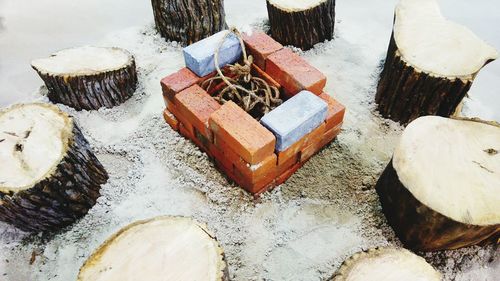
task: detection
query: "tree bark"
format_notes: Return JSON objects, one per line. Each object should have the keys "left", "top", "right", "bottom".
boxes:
{"left": 376, "top": 160, "right": 499, "bottom": 251}
{"left": 151, "top": 0, "right": 227, "bottom": 46}
{"left": 78, "top": 216, "right": 230, "bottom": 281}
{"left": 32, "top": 48, "right": 137, "bottom": 111}
{"left": 266, "top": 0, "right": 335, "bottom": 50}
{"left": 375, "top": 35, "right": 474, "bottom": 125}
{"left": 0, "top": 105, "right": 108, "bottom": 232}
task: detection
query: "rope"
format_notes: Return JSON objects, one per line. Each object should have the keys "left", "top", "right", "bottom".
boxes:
{"left": 201, "top": 27, "right": 282, "bottom": 119}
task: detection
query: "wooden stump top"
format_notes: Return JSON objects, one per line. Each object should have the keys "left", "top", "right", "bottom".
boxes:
{"left": 393, "top": 116, "right": 500, "bottom": 226}
{"left": 394, "top": 0, "right": 497, "bottom": 78}
{"left": 0, "top": 103, "right": 72, "bottom": 193}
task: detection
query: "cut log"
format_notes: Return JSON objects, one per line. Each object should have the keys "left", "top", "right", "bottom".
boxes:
{"left": 376, "top": 116, "right": 500, "bottom": 251}
{"left": 78, "top": 216, "right": 229, "bottom": 281}
{"left": 330, "top": 247, "right": 441, "bottom": 281}
{"left": 0, "top": 103, "right": 108, "bottom": 232}
{"left": 376, "top": 0, "right": 498, "bottom": 125}
{"left": 32, "top": 46, "right": 137, "bottom": 111}
{"left": 266, "top": 0, "right": 335, "bottom": 50}
{"left": 151, "top": 0, "right": 227, "bottom": 46}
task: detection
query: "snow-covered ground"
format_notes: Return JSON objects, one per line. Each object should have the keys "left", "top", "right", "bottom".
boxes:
{"left": 0, "top": 0, "right": 498, "bottom": 280}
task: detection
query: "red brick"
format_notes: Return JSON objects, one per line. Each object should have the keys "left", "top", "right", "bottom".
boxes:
{"left": 179, "top": 122, "right": 195, "bottom": 140}
{"left": 298, "top": 123, "right": 328, "bottom": 162}
{"left": 302, "top": 123, "right": 326, "bottom": 148}
{"left": 241, "top": 176, "right": 275, "bottom": 195}
{"left": 276, "top": 163, "right": 302, "bottom": 186}
{"left": 216, "top": 135, "right": 277, "bottom": 183}
{"left": 210, "top": 140, "right": 235, "bottom": 173}
{"left": 266, "top": 48, "right": 326, "bottom": 97}
{"left": 300, "top": 141, "right": 323, "bottom": 162}
{"left": 320, "top": 122, "right": 343, "bottom": 147}
{"left": 208, "top": 142, "right": 223, "bottom": 160}
{"left": 276, "top": 123, "right": 325, "bottom": 165}
{"left": 214, "top": 136, "right": 242, "bottom": 164}
{"left": 163, "top": 108, "right": 179, "bottom": 131}
{"left": 209, "top": 101, "right": 276, "bottom": 164}
{"left": 193, "top": 128, "right": 210, "bottom": 152}
{"left": 213, "top": 155, "right": 274, "bottom": 195}
{"left": 168, "top": 102, "right": 194, "bottom": 136}
{"left": 319, "top": 92, "right": 346, "bottom": 130}
{"left": 251, "top": 64, "right": 281, "bottom": 91}
{"left": 213, "top": 153, "right": 234, "bottom": 175}
{"left": 212, "top": 137, "right": 280, "bottom": 195}
{"left": 175, "top": 84, "right": 221, "bottom": 139}
{"left": 234, "top": 154, "right": 277, "bottom": 184}
{"left": 252, "top": 181, "right": 277, "bottom": 197}
{"left": 277, "top": 138, "right": 304, "bottom": 166}
{"left": 277, "top": 150, "right": 299, "bottom": 176}
{"left": 162, "top": 93, "right": 170, "bottom": 108}
{"left": 165, "top": 97, "right": 174, "bottom": 111}
{"left": 299, "top": 123, "right": 343, "bottom": 160}
{"left": 215, "top": 158, "right": 237, "bottom": 182}
{"left": 161, "top": 68, "right": 201, "bottom": 102}
{"left": 242, "top": 31, "right": 283, "bottom": 70}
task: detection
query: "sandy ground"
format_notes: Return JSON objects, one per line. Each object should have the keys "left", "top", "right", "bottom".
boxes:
{"left": 0, "top": 0, "right": 499, "bottom": 280}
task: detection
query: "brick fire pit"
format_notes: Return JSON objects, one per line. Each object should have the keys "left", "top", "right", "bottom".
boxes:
{"left": 160, "top": 30, "right": 345, "bottom": 195}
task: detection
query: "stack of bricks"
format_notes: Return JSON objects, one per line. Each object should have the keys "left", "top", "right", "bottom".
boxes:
{"left": 161, "top": 30, "right": 345, "bottom": 195}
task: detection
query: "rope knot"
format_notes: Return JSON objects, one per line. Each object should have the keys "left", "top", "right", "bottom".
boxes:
{"left": 229, "top": 55, "right": 253, "bottom": 83}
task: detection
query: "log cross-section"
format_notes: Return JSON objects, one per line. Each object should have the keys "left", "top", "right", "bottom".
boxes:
{"left": 78, "top": 216, "right": 229, "bottom": 281}
{"left": 32, "top": 46, "right": 137, "bottom": 111}
{"left": 376, "top": 116, "right": 500, "bottom": 251}
{"left": 375, "top": 0, "right": 498, "bottom": 125}
{"left": 0, "top": 103, "right": 108, "bottom": 232}
{"left": 330, "top": 247, "right": 441, "bottom": 281}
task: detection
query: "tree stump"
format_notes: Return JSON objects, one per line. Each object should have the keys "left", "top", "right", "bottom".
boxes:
{"left": 0, "top": 103, "right": 108, "bottom": 232}
{"left": 376, "top": 116, "right": 500, "bottom": 251}
{"left": 266, "top": 0, "right": 335, "bottom": 50}
{"left": 78, "top": 216, "right": 229, "bottom": 281}
{"left": 330, "top": 247, "right": 441, "bottom": 281}
{"left": 151, "top": 0, "right": 227, "bottom": 45}
{"left": 32, "top": 46, "right": 137, "bottom": 111}
{"left": 376, "top": 0, "right": 498, "bottom": 125}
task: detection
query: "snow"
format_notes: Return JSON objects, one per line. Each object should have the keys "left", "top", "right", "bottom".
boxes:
{"left": 31, "top": 46, "right": 132, "bottom": 75}
{"left": 0, "top": 0, "right": 499, "bottom": 280}
{"left": 395, "top": 0, "right": 498, "bottom": 77}
{"left": 393, "top": 116, "right": 500, "bottom": 226}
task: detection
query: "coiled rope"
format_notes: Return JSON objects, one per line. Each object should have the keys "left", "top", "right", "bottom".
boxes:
{"left": 201, "top": 27, "right": 282, "bottom": 119}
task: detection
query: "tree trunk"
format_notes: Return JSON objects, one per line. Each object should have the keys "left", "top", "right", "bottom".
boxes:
{"left": 375, "top": 0, "right": 497, "bottom": 125}
{"left": 32, "top": 47, "right": 137, "bottom": 111}
{"left": 375, "top": 117, "right": 500, "bottom": 251}
{"left": 0, "top": 103, "right": 108, "bottom": 233}
{"left": 330, "top": 247, "right": 441, "bottom": 280}
{"left": 151, "top": 0, "right": 227, "bottom": 46}
{"left": 266, "top": 0, "right": 335, "bottom": 50}
{"left": 375, "top": 35, "right": 473, "bottom": 125}
{"left": 78, "top": 216, "right": 230, "bottom": 281}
